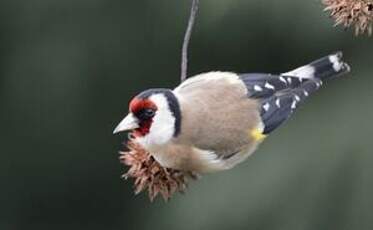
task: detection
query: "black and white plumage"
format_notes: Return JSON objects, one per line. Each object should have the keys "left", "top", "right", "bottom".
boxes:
{"left": 239, "top": 52, "right": 349, "bottom": 134}
{"left": 114, "top": 52, "right": 350, "bottom": 173}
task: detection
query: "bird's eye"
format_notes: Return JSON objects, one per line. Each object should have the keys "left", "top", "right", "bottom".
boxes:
{"left": 144, "top": 109, "right": 155, "bottom": 117}
{"left": 137, "top": 109, "right": 155, "bottom": 120}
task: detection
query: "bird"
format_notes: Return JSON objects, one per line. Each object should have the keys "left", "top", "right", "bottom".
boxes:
{"left": 113, "top": 52, "right": 350, "bottom": 173}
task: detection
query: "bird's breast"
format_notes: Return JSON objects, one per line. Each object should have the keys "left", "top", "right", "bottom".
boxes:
{"left": 145, "top": 142, "right": 260, "bottom": 173}
{"left": 145, "top": 143, "right": 218, "bottom": 172}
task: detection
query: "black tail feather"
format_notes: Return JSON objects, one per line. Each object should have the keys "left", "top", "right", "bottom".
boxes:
{"left": 282, "top": 51, "right": 351, "bottom": 80}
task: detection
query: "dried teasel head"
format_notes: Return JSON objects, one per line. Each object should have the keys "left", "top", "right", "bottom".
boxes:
{"left": 119, "top": 137, "right": 198, "bottom": 201}
{"left": 323, "top": 0, "right": 373, "bottom": 35}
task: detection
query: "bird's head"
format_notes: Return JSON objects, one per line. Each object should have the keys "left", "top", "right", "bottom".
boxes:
{"left": 113, "top": 89, "right": 181, "bottom": 148}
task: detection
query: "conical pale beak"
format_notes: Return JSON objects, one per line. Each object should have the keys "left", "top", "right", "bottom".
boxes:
{"left": 113, "top": 113, "right": 139, "bottom": 134}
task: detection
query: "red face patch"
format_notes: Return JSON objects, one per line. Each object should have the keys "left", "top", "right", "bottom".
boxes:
{"left": 129, "top": 98, "right": 157, "bottom": 114}
{"left": 129, "top": 97, "right": 158, "bottom": 137}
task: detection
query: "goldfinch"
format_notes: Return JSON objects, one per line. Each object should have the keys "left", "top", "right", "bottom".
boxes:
{"left": 114, "top": 52, "right": 350, "bottom": 173}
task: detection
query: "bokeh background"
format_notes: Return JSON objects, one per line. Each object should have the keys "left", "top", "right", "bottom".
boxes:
{"left": 1, "top": 0, "right": 372, "bottom": 229}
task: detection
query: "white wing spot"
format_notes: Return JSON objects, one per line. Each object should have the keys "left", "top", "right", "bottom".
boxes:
{"left": 294, "top": 95, "right": 301, "bottom": 102}
{"left": 287, "top": 77, "right": 292, "bottom": 84}
{"left": 291, "top": 100, "right": 297, "bottom": 109}
{"left": 282, "top": 65, "right": 316, "bottom": 79}
{"left": 279, "top": 76, "right": 287, "bottom": 84}
{"left": 264, "top": 82, "right": 275, "bottom": 90}
{"left": 254, "top": 85, "right": 263, "bottom": 92}
{"left": 303, "top": 90, "right": 309, "bottom": 97}
{"left": 263, "top": 103, "right": 270, "bottom": 111}
{"left": 275, "top": 98, "right": 281, "bottom": 108}
{"left": 329, "top": 54, "right": 343, "bottom": 72}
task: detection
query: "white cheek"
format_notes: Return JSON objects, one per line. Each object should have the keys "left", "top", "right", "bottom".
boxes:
{"left": 137, "top": 94, "right": 175, "bottom": 148}
{"left": 148, "top": 110, "right": 175, "bottom": 144}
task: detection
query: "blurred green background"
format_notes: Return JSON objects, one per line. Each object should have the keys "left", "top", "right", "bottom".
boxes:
{"left": 1, "top": 0, "right": 372, "bottom": 229}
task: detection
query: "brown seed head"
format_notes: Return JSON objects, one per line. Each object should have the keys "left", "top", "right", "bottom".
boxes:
{"left": 323, "top": 0, "right": 373, "bottom": 35}
{"left": 119, "top": 136, "right": 198, "bottom": 201}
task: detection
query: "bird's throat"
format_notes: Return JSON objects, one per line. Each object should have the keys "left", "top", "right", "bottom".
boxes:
{"left": 133, "top": 120, "right": 153, "bottom": 137}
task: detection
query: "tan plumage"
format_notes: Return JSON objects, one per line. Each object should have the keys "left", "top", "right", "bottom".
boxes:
{"left": 174, "top": 72, "right": 261, "bottom": 152}
{"left": 160, "top": 72, "right": 264, "bottom": 172}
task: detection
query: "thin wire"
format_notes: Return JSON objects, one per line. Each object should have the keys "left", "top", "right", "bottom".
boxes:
{"left": 180, "top": 0, "right": 199, "bottom": 82}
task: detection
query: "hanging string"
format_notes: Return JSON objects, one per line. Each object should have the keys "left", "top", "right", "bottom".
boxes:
{"left": 180, "top": 0, "right": 200, "bottom": 82}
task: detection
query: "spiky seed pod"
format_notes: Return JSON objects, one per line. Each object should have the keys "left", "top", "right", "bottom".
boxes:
{"left": 323, "top": 0, "right": 373, "bottom": 36}
{"left": 119, "top": 137, "right": 198, "bottom": 201}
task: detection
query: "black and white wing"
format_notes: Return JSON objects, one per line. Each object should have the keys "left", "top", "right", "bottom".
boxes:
{"left": 240, "top": 52, "right": 350, "bottom": 134}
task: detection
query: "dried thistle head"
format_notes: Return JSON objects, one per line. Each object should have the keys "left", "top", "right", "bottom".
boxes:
{"left": 323, "top": 0, "right": 373, "bottom": 35}
{"left": 119, "top": 137, "right": 198, "bottom": 201}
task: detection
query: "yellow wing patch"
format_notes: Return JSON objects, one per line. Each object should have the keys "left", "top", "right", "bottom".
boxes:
{"left": 250, "top": 128, "right": 267, "bottom": 142}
